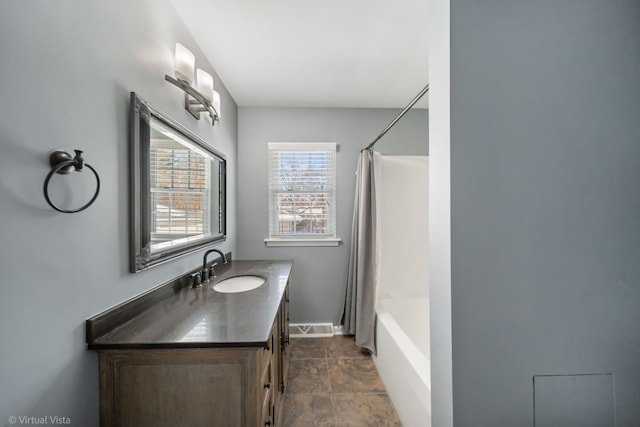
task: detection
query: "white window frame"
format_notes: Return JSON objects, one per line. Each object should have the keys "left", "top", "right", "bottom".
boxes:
{"left": 265, "top": 142, "right": 341, "bottom": 247}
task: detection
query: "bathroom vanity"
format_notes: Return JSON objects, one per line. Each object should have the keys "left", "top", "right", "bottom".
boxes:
{"left": 86, "top": 260, "right": 292, "bottom": 427}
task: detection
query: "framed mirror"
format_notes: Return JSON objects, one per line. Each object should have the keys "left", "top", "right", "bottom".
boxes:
{"left": 129, "top": 92, "right": 226, "bottom": 272}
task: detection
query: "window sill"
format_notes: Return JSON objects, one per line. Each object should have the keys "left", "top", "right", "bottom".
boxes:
{"left": 264, "top": 237, "right": 342, "bottom": 247}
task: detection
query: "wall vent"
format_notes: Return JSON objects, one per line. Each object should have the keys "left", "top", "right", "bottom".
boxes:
{"left": 289, "top": 323, "right": 334, "bottom": 338}
{"left": 533, "top": 373, "right": 615, "bottom": 427}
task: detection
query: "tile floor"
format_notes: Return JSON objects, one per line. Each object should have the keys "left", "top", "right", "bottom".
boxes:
{"left": 282, "top": 335, "right": 402, "bottom": 427}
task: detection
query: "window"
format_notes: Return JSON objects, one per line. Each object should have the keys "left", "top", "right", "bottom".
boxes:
{"left": 266, "top": 142, "right": 340, "bottom": 246}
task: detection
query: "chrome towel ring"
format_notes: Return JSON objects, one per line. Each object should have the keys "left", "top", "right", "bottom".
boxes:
{"left": 43, "top": 149, "right": 100, "bottom": 213}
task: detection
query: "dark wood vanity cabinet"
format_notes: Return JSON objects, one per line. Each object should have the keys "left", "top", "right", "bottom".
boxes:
{"left": 96, "top": 285, "right": 290, "bottom": 427}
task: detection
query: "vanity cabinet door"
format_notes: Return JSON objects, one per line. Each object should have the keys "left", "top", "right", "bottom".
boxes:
{"left": 274, "top": 283, "right": 291, "bottom": 425}
{"left": 281, "top": 283, "right": 290, "bottom": 389}
{"left": 99, "top": 348, "right": 262, "bottom": 427}
{"left": 260, "top": 322, "right": 276, "bottom": 426}
{"left": 281, "top": 283, "right": 291, "bottom": 384}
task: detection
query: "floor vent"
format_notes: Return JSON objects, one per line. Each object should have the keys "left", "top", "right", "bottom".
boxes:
{"left": 289, "top": 323, "right": 335, "bottom": 338}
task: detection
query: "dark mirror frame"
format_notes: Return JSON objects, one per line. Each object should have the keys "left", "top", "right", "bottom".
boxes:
{"left": 129, "top": 92, "right": 226, "bottom": 272}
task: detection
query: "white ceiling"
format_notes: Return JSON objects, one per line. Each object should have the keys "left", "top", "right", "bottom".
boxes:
{"left": 169, "top": 0, "right": 428, "bottom": 109}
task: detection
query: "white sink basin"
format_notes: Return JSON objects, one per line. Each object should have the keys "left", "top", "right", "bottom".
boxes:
{"left": 213, "top": 275, "right": 266, "bottom": 293}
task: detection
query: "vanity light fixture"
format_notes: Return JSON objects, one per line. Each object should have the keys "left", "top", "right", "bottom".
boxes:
{"left": 213, "top": 91, "right": 221, "bottom": 120}
{"left": 196, "top": 69, "right": 214, "bottom": 101}
{"left": 174, "top": 43, "right": 195, "bottom": 84}
{"left": 165, "top": 43, "right": 220, "bottom": 126}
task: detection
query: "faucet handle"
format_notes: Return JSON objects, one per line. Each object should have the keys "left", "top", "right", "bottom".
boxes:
{"left": 208, "top": 262, "right": 218, "bottom": 280}
{"left": 200, "top": 262, "right": 218, "bottom": 283}
{"left": 191, "top": 272, "right": 202, "bottom": 288}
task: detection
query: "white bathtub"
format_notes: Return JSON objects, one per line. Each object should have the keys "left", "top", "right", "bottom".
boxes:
{"left": 374, "top": 296, "right": 431, "bottom": 427}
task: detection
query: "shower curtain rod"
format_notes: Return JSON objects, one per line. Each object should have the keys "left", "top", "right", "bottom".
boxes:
{"left": 364, "top": 84, "right": 429, "bottom": 151}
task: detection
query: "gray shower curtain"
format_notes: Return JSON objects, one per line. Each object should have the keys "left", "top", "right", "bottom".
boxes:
{"left": 341, "top": 149, "right": 377, "bottom": 353}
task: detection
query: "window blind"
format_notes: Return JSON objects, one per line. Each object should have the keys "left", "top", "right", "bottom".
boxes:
{"left": 150, "top": 139, "right": 211, "bottom": 239}
{"left": 267, "top": 142, "right": 337, "bottom": 239}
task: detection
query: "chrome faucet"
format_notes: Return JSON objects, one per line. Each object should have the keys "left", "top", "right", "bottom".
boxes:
{"left": 201, "top": 249, "right": 228, "bottom": 283}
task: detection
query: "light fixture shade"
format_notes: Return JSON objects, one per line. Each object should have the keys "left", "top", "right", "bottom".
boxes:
{"left": 174, "top": 43, "right": 195, "bottom": 84}
{"left": 196, "top": 69, "right": 214, "bottom": 102}
{"left": 213, "top": 91, "right": 221, "bottom": 118}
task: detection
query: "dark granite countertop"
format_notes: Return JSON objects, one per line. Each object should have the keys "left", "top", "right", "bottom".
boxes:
{"left": 86, "top": 260, "right": 293, "bottom": 350}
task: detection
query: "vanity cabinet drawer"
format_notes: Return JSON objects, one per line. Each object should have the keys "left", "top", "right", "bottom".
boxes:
{"left": 261, "top": 402, "right": 274, "bottom": 427}
{"left": 260, "top": 388, "right": 273, "bottom": 427}
{"left": 259, "top": 333, "right": 273, "bottom": 370}
{"left": 260, "top": 357, "right": 273, "bottom": 407}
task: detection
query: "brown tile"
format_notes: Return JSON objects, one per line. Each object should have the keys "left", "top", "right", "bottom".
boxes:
{"left": 289, "top": 337, "right": 326, "bottom": 359}
{"left": 325, "top": 335, "right": 370, "bottom": 359}
{"left": 287, "top": 358, "right": 331, "bottom": 394}
{"left": 328, "top": 358, "right": 386, "bottom": 394}
{"left": 284, "top": 336, "right": 401, "bottom": 426}
{"left": 282, "top": 394, "right": 335, "bottom": 427}
{"left": 332, "top": 393, "right": 402, "bottom": 427}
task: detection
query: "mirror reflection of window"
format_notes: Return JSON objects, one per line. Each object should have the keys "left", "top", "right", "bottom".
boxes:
{"left": 149, "top": 122, "right": 219, "bottom": 252}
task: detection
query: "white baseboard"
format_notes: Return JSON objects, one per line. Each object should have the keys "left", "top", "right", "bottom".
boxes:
{"left": 332, "top": 325, "right": 346, "bottom": 335}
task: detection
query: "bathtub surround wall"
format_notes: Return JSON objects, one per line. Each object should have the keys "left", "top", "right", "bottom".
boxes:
{"left": 0, "top": 1, "right": 237, "bottom": 425}
{"left": 373, "top": 155, "right": 429, "bottom": 304}
{"left": 373, "top": 154, "right": 430, "bottom": 427}
{"left": 430, "top": 0, "right": 640, "bottom": 425}
{"left": 237, "top": 107, "right": 428, "bottom": 324}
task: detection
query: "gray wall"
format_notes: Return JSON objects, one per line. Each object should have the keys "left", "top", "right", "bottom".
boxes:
{"left": 448, "top": 0, "right": 640, "bottom": 425}
{"left": 237, "top": 107, "right": 428, "bottom": 324}
{"left": 0, "top": 1, "right": 237, "bottom": 425}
